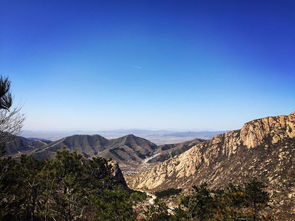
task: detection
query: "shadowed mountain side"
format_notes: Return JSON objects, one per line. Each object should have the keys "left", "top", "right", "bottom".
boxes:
{"left": 35, "top": 134, "right": 109, "bottom": 157}
{"left": 98, "top": 134, "right": 158, "bottom": 165}
{"left": 32, "top": 134, "right": 161, "bottom": 164}
{"left": 4, "top": 135, "right": 51, "bottom": 155}
{"left": 109, "top": 134, "right": 157, "bottom": 157}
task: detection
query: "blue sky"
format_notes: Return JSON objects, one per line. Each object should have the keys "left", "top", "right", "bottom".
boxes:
{"left": 0, "top": 0, "right": 294, "bottom": 131}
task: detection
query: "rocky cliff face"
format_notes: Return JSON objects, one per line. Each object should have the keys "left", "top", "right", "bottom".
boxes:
{"left": 128, "top": 112, "right": 295, "bottom": 220}
{"left": 108, "top": 160, "right": 128, "bottom": 187}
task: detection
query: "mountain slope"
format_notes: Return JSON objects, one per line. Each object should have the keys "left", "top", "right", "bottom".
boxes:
{"left": 99, "top": 134, "right": 158, "bottom": 165}
{"left": 147, "top": 138, "right": 205, "bottom": 163}
{"left": 33, "top": 134, "right": 159, "bottom": 164}
{"left": 129, "top": 112, "right": 295, "bottom": 220}
{"left": 4, "top": 135, "right": 51, "bottom": 155}
{"left": 33, "top": 134, "right": 109, "bottom": 159}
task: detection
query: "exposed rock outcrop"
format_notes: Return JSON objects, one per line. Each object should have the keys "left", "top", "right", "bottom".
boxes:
{"left": 240, "top": 112, "right": 295, "bottom": 148}
{"left": 129, "top": 112, "right": 295, "bottom": 220}
{"left": 108, "top": 160, "right": 128, "bottom": 187}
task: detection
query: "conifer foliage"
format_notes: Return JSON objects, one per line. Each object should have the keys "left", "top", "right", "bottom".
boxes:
{"left": 0, "top": 150, "right": 145, "bottom": 221}
{"left": 174, "top": 181, "right": 270, "bottom": 221}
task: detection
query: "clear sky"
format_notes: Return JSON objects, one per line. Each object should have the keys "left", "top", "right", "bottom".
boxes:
{"left": 0, "top": 0, "right": 294, "bottom": 131}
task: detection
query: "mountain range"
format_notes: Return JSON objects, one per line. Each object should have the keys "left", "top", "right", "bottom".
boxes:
{"left": 20, "top": 129, "right": 224, "bottom": 144}
{"left": 33, "top": 134, "right": 157, "bottom": 164}
{"left": 4, "top": 133, "right": 204, "bottom": 173}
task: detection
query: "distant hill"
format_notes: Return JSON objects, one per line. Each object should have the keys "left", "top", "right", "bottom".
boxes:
{"left": 99, "top": 134, "right": 158, "bottom": 164}
{"left": 21, "top": 129, "right": 224, "bottom": 144}
{"left": 33, "top": 134, "right": 157, "bottom": 164}
{"left": 148, "top": 138, "right": 205, "bottom": 163}
{"left": 32, "top": 134, "right": 177, "bottom": 163}
{"left": 34, "top": 134, "right": 109, "bottom": 158}
{"left": 4, "top": 135, "right": 51, "bottom": 155}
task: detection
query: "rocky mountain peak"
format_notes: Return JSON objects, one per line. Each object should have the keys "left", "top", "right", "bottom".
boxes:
{"left": 108, "top": 160, "right": 127, "bottom": 187}
{"left": 240, "top": 112, "right": 295, "bottom": 148}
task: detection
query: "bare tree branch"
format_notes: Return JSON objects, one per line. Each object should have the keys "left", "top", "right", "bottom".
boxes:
{"left": 0, "top": 76, "right": 25, "bottom": 155}
{"left": 0, "top": 107, "right": 25, "bottom": 144}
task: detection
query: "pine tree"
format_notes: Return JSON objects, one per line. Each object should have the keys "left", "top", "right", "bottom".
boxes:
{"left": 244, "top": 180, "right": 270, "bottom": 221}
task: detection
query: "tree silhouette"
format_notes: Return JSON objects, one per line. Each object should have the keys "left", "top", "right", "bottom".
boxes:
{"left": 0, "top": 76, "right": 24, "bottom": 156}
{"left": 0, "top": 77, "right": 12, "bottom": 110}
{"left": 244, "top": 180, "right": 270, "bottom": 221}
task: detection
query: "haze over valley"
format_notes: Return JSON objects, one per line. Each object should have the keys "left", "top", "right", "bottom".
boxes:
{"left": 20, "top": 129, "right": 225, "bottom": 145}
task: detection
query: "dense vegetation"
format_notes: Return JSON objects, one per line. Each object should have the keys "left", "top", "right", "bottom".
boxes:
{"left": 0, "top": 150, "right": 146, "bottom": 221}
{"left": 0, "top": 149, "right": 271, "bottom": 221}
{"left": 146, "top": 181, "right": 270, "bottom": 221}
